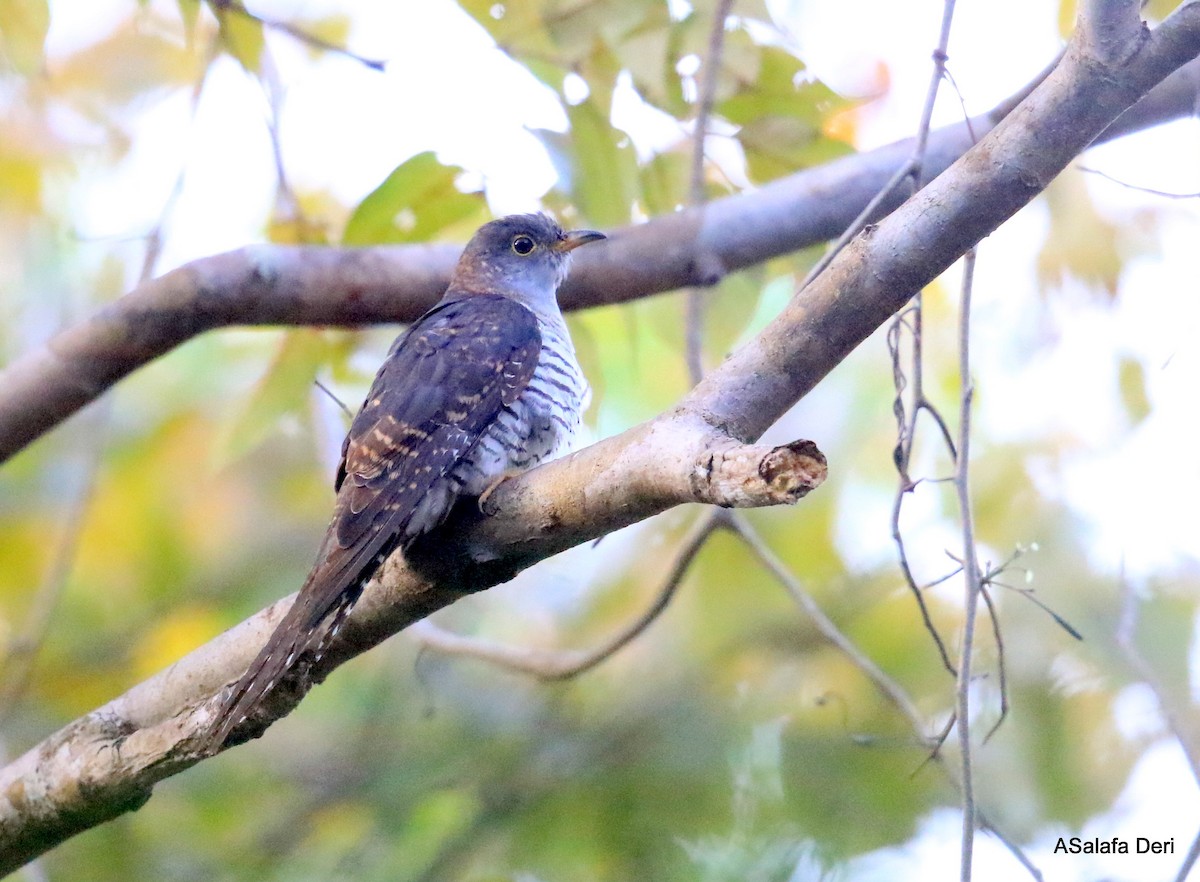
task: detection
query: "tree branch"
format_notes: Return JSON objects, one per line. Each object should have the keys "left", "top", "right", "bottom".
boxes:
{"left": 2, "top": 51, "right": 1199, "bottom": 465}
{"left": 2, "top": 11, "right": 1200, "bottom": 872}
{"left": 408, "top": 508, "right": 723, "bottom": 680}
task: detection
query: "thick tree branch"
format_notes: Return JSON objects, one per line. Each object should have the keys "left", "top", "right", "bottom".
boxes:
{"left": 2, "top": 8, "right": 1200, "bottom": 872}
{"left": 2, "top": 52, "right": 1200, "bottom": 465}
{"left": 0, "top": 423, "right": 825, "bottom": 873}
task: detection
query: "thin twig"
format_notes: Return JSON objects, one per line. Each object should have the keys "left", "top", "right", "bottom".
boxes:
{"left": 889, "top": 480, "right": 957, "bottom": 674}
{"left": 212, "top": 0, "right": 386, "bottom": 70}
{"left": 730, "top": 513, "right": 1042, "bottom": 879}
{"left": 412, "top": 510, "right": 723, "bottom": 680}
{"left": 313, "top": 378, "right": 352, "bottom": 417}
{"left": 684, "top": 0, "right": 734, "bottom": 386}
{"left": 979, "top": 586, "right": 1008, "bottom": 743}
{"left": 261, "top": 46, "right": 302, "bottom": 230}
{"left": 800, "top": 160, "right": 916, "bottom": 289}
{"left": 978, "top": 546, "right": 1082, "bottom": 640}
{"left": 880, "top": 0, "right": 969, "bottom": 680}
{"left": 1078, "top": 164, "right": 1200, "bottom": 198}
{"left": 801, "top": 0, "right": 956, "bottom": 292}
{"left": 953, "top": 246, "right": 983, "bottom": 882}
{"left": 726, "top": 513, "right": 927, "bottom": 732}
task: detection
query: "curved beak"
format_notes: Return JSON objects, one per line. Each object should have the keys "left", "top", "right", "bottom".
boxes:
{"left": 555, "top": 229, "right": 606, "bottom": 252}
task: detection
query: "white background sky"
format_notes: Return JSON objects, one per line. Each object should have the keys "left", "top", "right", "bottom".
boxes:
{"left": 39, "top": 1, "right": 1200, "bottom": 879}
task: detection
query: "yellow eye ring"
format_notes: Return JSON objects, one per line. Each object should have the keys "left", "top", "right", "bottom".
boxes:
{"left": 512, "top": 235, "right": 536, "bottom": 255}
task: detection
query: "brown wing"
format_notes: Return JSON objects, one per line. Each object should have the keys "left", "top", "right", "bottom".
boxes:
{"left": 312, "top": 293, "right": 541, "bottom": 624}
{"left": 205, "top": 295, "right": 540, "bottom": 749}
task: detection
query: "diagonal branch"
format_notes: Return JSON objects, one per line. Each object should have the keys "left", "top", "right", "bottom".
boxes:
{"left": 409, "top": 509, "right": 723, "bottom": 680}
{"left": 2, "top": 8, "right": 1200, "bottom": 873}
{"left": 1, "top": 52, "right": 1199, "bottom": 465}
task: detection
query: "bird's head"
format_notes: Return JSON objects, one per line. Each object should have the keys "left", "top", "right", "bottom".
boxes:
{"left": 448, "top": 214, "right": 605, "bottom": 313}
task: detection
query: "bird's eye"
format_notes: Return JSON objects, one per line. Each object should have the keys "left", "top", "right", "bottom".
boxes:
{"left": 512, "top": 235, "right": 536, "bottom": 255}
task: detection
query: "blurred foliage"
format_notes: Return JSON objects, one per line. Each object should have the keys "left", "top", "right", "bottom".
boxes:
{"left": 343, "top": 151, "right": 488, "bottom": 246}
{"left": 0, "top": 1, "right": 1198, "bottom": 880}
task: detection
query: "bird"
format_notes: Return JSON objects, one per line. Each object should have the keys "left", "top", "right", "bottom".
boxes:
{"left": 203, "top": 214, "right": 605, "bottom": 750}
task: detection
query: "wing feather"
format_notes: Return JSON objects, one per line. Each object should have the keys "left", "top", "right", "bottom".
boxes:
{"left": 205, "top": 295, "right": 541, "bottom": 749}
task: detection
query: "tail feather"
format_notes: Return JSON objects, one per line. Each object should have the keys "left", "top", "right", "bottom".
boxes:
{"left": 201, "top": 506, "right": 408, "bottom": 753}
{"left": 202, "top": 589, "right": 358, "bottom": 753}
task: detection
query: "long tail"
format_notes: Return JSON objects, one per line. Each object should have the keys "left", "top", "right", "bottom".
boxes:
{"left": 201, "top": 586, "right": 359, "bottom": 753}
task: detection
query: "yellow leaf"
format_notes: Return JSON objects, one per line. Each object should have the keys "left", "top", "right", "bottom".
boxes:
{"left": 53, "top": 17, "right": 199, "bottom": 104}
{"left": 216, "top": 5, "right": 264, "bottom": 73}
{"left": 0, "top": 0, "right": 49, "bottom": 75}
{"left": 1037, "top": 172, "right": 1126, "bottom": 297}
{"left": 1117, "top": 356, "right": 1151, "bottom": 425}
{"left": 0, "top": 152, "right": 42, "bottom": 211}
{"left": 1057, "top": 0, "right": 1077, "bottom": 37}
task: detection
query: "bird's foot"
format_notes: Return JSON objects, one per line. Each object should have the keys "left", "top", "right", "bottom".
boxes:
{"left": 477, "top": 468, "right": 524, "bottom": 514}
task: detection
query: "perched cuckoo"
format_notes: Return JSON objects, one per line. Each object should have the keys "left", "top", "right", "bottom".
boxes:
{"left": 205, "top": 214, "right": 604, "bottom": 749}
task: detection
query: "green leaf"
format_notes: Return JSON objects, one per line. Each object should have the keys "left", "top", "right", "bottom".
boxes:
{"left": 457, "top": 0, "right": 558, "bottom": 61}
{"left": 0, "top": 0, "right": 49, "bottom": 75}
{"left": 296, "top": 13, "right": 351, "bottom": 61}
{"left": 214, "top": 330, "right": 334, "bottom": 467}
{"left": 737, "top": 115, "right": 853, "bottom": 183}
{"left": 637, "top": 149, "right": 689, "bottom": 216}
{"left": 176, "top": 0, "right": 200, "bottom": 45}
{"left": 609, "top": 13, "right": 673, "bottom": 109}
{"left": 712, "top": 45, "right": 851, "bottom": 182}
{"left": 1118, "top": 356, "right": 1151, "bottom": 425}
{"left": 719, "top": 46, "right": 839, "bottom": 124}
{"left": 557, "top": 99, "right": 638, "bottom": 227}
{"left": 563, "top": 0, "right": 659, "bottom": 62}
{"left": 342, "top": 152, "right": 487, "bottom": 246}
{"left": 215, "top": 4, "right": 264, "bottom": 73}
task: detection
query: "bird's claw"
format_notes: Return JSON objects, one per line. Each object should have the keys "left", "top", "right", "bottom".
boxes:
{"left": 477, "top": 469, "right": 522, "bottom": 514}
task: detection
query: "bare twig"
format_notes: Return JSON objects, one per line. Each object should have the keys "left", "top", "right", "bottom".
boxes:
{"left": 979, "top": 586, "right": 1008, "bottom": 743}
{"left": 953, "top": 247, "right": 983, "bottom": 882}
{"left": 726, "top": 513, "right": 927, "bottom": 731}
{"left": 1078, "top": 164, "right": 1200, "bottom": 198}
{"left": 260, "top": 45, "right": 304, "bottom": 235}
{"left": 412, "top": 510, "right": 723, "bottom": 680}
{"left": 684, "top": 0, "right": 734, "bottom": 385}
{"left": 886, "top": 0, "right": 968, "bottom": 679}
{"left": 977, "top": 545, "right": 1082, "bottom": 641}
{"left": 801, "top": 0, "right": 964, "bottom": 290}
{"left": 313, "top": 378, "right": 352, "bottom": 417}
{"left": 212, "top": 0, "right": 386, "bottom": 70}
{"left": 729, "top": 513, "right": 1041, "bottom": 878}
